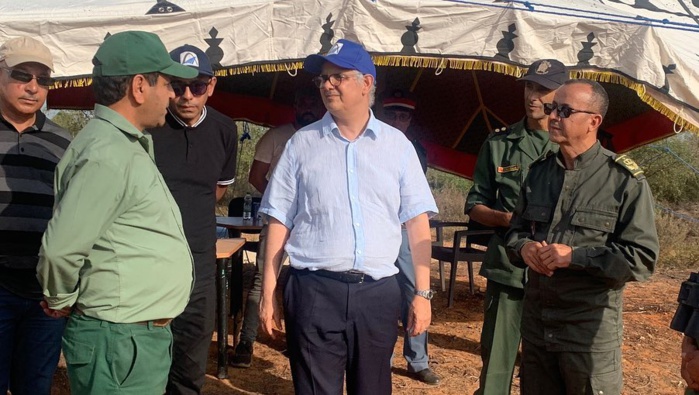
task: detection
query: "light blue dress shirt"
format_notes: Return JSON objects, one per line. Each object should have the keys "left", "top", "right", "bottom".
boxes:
{"left": 260, "top": 111, "right": 437, "bottom": 280}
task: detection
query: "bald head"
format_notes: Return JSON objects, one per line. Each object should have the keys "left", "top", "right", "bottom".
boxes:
{"left": 562, "top": 79, "right": 609, "bottom": 119}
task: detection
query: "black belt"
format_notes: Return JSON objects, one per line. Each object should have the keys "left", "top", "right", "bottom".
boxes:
{"left": 295, "top": 268, "right": 375, "bottom": 283}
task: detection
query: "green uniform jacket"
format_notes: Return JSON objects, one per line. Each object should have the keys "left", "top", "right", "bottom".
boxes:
{"left": 466, "top": 119, "right": 554, "bottom": 289}
{"left": 38, "top": 105, "right": 194, "bottom": 323}
{"left": 506, "top": 142, "right": 659, "bottom": 352}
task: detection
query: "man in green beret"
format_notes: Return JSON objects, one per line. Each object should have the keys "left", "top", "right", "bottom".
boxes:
{"left": 37, "top": 31, "right": 197, "bottom": 395}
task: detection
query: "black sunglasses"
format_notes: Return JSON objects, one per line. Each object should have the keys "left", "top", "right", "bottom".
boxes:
{"left": 311, "top": 73, "right": 354, "bottom": 88}
{"left": 543, "top": 102, "right": 597, "bottom": 119}
{"left": 2, "top": 67, "right": 54, "bottom": 87}
{"left": 170, "top": 79, "right": 211, "bottom": 97}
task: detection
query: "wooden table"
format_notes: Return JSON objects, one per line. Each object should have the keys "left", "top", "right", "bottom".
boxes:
{"left": 215, "top": 217, "right": 264, "bottom": 368}
{"left": 216, "top": 216, "right": 265, "bottom": 231}
{"left": 215, "top": 237, "right": 245, "bottom": 379}
{"left": 216, "top": 218, "right": 264, "bottom": 315}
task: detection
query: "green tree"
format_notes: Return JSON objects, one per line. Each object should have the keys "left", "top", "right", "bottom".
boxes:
{"left": 628, "top": 132, "right": 699, "bottom": 204}
{"left": 51, "top": 110, "right": 92, "bottom": 136}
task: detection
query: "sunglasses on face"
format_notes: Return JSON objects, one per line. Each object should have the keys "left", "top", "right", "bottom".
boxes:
{"left": 170, "top": 79, "right": 211, "bottom": 97}
{"left": 2, "top": 67, "right": 54, "bottom": 87}
{"left": 311, "top": 73, "right": 354, "bottom": 88}
{"left": 383, "top": 110, "right": 412, "bottom": 122}
{"left": 543, "top": 102, "right": 597, "bottom": 119}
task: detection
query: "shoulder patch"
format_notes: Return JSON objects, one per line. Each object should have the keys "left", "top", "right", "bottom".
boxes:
{"left": 614, "top": 154, "right": 645, "bottom": 178}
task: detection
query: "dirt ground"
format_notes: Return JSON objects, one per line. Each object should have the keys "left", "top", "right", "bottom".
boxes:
{"left": 51, "top": 261, "right": 690, "bottom": 394}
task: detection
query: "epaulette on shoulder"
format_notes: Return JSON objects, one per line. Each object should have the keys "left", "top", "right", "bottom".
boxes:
{"left": 487, "top": 126, "right": 511, "bottom": 139}
{"left": 614, "top": 154, "right": 645, "bottom": 179}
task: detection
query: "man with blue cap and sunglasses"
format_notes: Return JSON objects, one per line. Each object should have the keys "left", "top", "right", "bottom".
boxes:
{"left": 150, "top": 44, "right": 238, "bottom": 395}
{"left": 258, "top": 39, "right": 437, "bottom": 394}
{"left": 38, "top": 31, "right": 197, "bottom": 394}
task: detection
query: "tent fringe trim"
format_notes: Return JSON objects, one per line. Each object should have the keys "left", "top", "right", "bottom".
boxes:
{"left": 48, "top": 55, "right": 698, "bottom": 134}
{"left": 572, "top": 70, "right": 699, "bottom": 133}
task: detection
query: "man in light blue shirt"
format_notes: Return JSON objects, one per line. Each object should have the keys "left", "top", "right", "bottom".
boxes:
{"left": 258, "top": 39, "right": 438, "bottom": 395}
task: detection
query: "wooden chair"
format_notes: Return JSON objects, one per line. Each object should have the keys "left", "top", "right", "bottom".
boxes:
{"left": 430, "top": 220, "right": 494, "bottom": 307}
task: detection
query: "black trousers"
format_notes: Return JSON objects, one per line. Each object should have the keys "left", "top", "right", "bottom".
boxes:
{"left": 167, "top": 251, "right": 216, "bottom": 395}
{"left": 284, "top": 268, "right": 401, "bottom": 395}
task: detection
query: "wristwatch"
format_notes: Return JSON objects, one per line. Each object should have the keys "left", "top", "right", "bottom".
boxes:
{"left": 415, "top": 289, "right": 435, "bottom": 300}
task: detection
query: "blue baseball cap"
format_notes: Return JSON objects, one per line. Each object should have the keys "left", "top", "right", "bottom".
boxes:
{"left": 169, "top": 44, "right": 214, "bottom": 77}
{"left": 304, "top": 39, "right": 376, "bottom": 80}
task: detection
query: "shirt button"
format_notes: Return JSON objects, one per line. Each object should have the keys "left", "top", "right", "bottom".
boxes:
{"left": 354, "top": 223, "right": 360, "bottom": 227}
{"left": 356, "top": 250, "right": 362, "bottom": 254}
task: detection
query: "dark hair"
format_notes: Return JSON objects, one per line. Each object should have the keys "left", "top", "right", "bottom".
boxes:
{"left": 92, "top": 72, "right": 159, "bottom": 106}
{"left": 564, "top": 79, "right": 609, "bottom": 118}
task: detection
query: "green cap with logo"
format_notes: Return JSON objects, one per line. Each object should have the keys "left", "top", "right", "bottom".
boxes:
{"left": 92, "top": 31, "right": 197, "bottom": 79}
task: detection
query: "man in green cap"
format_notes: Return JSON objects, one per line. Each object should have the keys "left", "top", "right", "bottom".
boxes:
{"left": 37, "top": 31, "right": 197, "bottom": 395}
{"left": 466, "top": 59, "right": 567, "bottom": 395}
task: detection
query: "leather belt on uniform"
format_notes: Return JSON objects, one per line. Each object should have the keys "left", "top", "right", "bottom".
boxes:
{"left": 73, "top": 308, "right": 172, "bottom": 328}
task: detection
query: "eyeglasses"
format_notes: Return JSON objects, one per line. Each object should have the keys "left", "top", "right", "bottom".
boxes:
{"left": 311, "top": 73, "right": 354, "bottom": 88}
{"left": 170, "top": 79, "right": 211, "bottom": 97}
{"left": 1, "top": 67, "right": 54, "bottom": 87}
{"left": 383, "top": 110, "right": 412, "bottom": 122}
{"left": 543, "top": 102, "right": 597, "bottom": 119}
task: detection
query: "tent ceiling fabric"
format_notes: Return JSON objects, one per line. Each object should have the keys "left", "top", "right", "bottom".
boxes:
{"left": 2, "top": 0, "right": 698, "bottom": 177}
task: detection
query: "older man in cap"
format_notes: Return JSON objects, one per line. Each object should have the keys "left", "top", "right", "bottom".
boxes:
{"left": 466, "top": 59, "right": 568, "bottom": 395}
{"left": 38, "top": 31, "right": 197, "bottom": 395}
{"left": 259, "top": 39, "right": 437, "bottom": 394}
{"left": 0, "top": 36, "right": 71, "bottom": 395}
{"left": 150, "top": 44, "right": 238, "bottom": 395}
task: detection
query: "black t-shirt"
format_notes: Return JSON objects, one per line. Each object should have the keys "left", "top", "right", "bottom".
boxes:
{"left": 151, "top": 107, "right": 237, "bottom": 266}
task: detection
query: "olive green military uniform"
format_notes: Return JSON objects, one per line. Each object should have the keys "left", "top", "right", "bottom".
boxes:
{"left": 465, "top": 118, "right": 554, "bottom": 395}
{"left": 506, "top": 142, "right": 659, "bottom": 395}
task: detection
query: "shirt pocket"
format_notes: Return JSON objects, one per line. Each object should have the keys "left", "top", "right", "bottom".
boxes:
{"left": 522, "top": 204, "right": 552, "bottom": 240}
{"left": 522, "top": 204, "right": 552, "bottom": 223}
{"left": 571, "top": 208, "right": 617, "bottom": 245}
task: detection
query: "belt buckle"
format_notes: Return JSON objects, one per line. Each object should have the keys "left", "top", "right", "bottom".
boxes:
{"left": 347, "top": 270, "right": 365, "bottom": 283}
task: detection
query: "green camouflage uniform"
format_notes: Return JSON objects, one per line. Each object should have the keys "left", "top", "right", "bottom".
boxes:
{"left": 465, "top": 118, "right": 554, "bottom": 395}
{"left": 507, "top": 141, "right": 659, "bottom": 395}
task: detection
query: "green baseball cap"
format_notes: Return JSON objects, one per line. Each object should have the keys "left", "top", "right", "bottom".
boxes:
{"left": 92, "top": 31, "right": 197, "bottom": 79}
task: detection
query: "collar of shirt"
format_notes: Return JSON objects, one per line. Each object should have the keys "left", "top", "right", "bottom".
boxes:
{"left": 94, "top": 104, "right": 153, "bottom": 158}
{"left": 319, "top": 109, "right": 380, "bottom": 141}
{"left": 167, "top": 106, "right": 207, "bottom": 128}
{"left": 0, "top": 110, "right": 46, "bottom": 133}
{"left": 555, "top": 140, "right": 601, "bottom": 170}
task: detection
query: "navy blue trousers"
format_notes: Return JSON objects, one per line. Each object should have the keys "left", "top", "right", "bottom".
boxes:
{"left": 0, "top": 287, "right": 65, "bottom": 395}
{"left": 284, "top": 268, "right": 401, "bottom": 395}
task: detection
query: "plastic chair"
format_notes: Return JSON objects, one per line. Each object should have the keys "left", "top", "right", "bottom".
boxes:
{"left": 430, "top": 220, "right": 494, "bottom": 307}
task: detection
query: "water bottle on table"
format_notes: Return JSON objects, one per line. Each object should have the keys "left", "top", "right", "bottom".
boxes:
{"left": 243, "top": 192, "right": 252, "bottom": 221}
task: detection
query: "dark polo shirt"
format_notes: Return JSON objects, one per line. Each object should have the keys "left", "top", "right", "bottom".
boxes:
{"left": 151, "top": 107, "right": 237, "bottom": 277}
{"left": 0, "top": 111, "right": 71, "bottom": 299}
